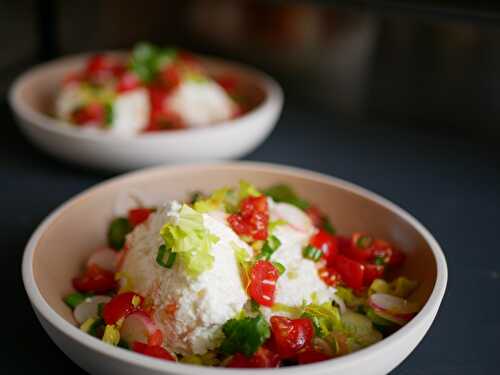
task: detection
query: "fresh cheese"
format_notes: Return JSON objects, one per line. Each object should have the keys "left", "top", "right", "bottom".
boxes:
{"left": 121, "top": 202, "right": 251, "bottom": 355}
{"left": 168, "top": 80, "right": 237, "bottom": 127}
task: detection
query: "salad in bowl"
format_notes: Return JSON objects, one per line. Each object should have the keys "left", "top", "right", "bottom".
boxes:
{"left": 55, "top": 42, "right": 246, "bottom": 135}
{"left": 65, "top": 181, "right": 421, "bottom": 368}
{"left": 55, "top": 43, "right": 247, "bottom": 135}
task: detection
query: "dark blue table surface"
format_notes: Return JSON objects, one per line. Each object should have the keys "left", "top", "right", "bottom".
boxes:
{"left": 2, "top": 99, "right": 499, "bottom": 374}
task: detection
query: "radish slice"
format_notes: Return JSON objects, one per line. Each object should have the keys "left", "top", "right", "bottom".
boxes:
{"left": 271, "top": 202, "right": 314, "bottom": 234}
{"left": 120, "top": 311, "right": 161, "bottom": 345}
{"left": 73, "top": 295, "right": 111, "bottom": 324}
{"left": 369, "top": 293, "right": 420, "bottom": 316}
{"left": 87, "top": 247, "right": 118, "bottom": 272}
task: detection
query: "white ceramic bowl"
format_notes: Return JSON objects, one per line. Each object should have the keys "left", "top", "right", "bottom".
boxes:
{"left": 9, "top": 53, "right": 283, "bottom": 171}
{"left": 22, "top": 162, "right": 447, "bottom": 375}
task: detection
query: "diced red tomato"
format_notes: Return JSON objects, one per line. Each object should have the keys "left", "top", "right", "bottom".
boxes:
{"left": 342, "top": 232, "right": 375, "bottom": 263}
{"left": 72, "top": 264, "right": 116, "bottom": 293}
{"left": 297, "top": 350, "right": 331, "bottom": 364}
{"left": 117, "top": 72, "right": 141, "bottom": 93}
{"left": 145, "top": 109, "right": 186, "bottom": 132}
{"left": 85, "top": 54, "right": 123, "bottom": 79}
{"left": 132, "top": 342, "right": 175, "bottom": 361}
{"left": 85, "top": 55, "right": 109, "bottom": 75}
{"left": 363, "top": 263, "right": 385, "bottom": 286}
{"left": 226, "top": 347, "right": 280, "bottom": 368}
{"left": 270, "top": 316, "right": 314, "bottom": 359}
{"left": 332, "top": 254, "right": 365, "bottom": 290}
{"left": 318, "top": 267, "right": 342, "bottom": 287}
{"left": 128, "top": 208, "right": 152, "bottom": 227}
{"left": 228, "top": 196, "right": 269, "bottom": 241}
{"left": 71, "top": 103, "right": 105, "bottom": 126}
{"left": 248, "top": 260, "right": 279, "bottom": 307}
{"left": 148, "top": 86, "right": 167, "bottom": 111}
{"left": 309, "top": 229, "right": 337, "bottom": 264}
{"left": 160, "top": 65, "right": 181, "bottom": 92}
{"left": 102, "top": 292, "right": 144, "bottom": 325}
{"left": 336, "top": 236, "right": 351, "bottom": 254}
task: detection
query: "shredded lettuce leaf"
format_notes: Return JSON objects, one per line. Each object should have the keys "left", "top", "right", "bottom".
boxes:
{"left": 238, "top": 180, "right": 261, "bottom": 200}
{"left": 160, "top": 204, "right": 219, "bottom": 278}
{"left": 302, "top": 302, "right": 342, "bottom": 337}
{"left": 368, "top": 277, "right": 418, "bottom": 298}
{"left": 341, "top": 311, "right": 383, "bottom": 350}
{"left": 193, "top": 187, "right": 232, "bottom": 213}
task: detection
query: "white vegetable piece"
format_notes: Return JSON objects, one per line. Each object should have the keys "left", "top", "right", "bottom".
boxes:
{"left": 168, "top": 80, "right": 236, "bottom": 127}
{"left": 369, "top": 293, "right": 419, "bottom": 318}
{"left": 73, "top": 295, "right": 111, "bottom": 324}
{"left": 87, "top": 247, "right": 118, "bottom": 272}
{"left": 109, "top": 88, "right": 150, "bottom": 136}
{"left": 120, "top": 311, "right": 160, "bottom": 345}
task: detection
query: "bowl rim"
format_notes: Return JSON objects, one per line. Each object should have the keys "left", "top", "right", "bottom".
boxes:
{"left": 8, "top": 51, "right": 283, "bottom": 143}
{"left": 22, "top": 161, "right": 448, "bottom": 374}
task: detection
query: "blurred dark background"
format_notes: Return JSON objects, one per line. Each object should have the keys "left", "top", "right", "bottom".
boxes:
{"left": 2, "top": 0, "right": 500, "bottom": 137}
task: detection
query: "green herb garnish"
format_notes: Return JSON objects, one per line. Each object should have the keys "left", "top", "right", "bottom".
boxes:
{"left": 220, "top": 315, "right": 270, "bottom": 357}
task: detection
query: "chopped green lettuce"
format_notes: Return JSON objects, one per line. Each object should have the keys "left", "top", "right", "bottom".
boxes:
{"left": 160, "top": 204, "right": 219, "bottom": 278}
{"left": 341, "top": 311, "right": 383, "bottom": 351}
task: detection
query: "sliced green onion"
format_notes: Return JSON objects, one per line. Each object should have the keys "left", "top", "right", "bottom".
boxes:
{"left": 303, "top": 245, "right": 323, "bottom": 262}
{"left": 272, "top": 262, "right": 286, "bottom": 275}
{"left": 107, "top": 217, "right": 131, "bottom": 250}
{"left": 104, "top": 102, "right": 113, "bottom": 126}
{"left": 156, "top": 244, "right": 177, "bottom": 268}
{"left": 356, "top": 235, "right": 373, "bottom": 249}
{"left": 257, "top": 235, "right": 281, "bottom": 261}
{"left": 64, "top": 292, "right": 88, "bottom": 310}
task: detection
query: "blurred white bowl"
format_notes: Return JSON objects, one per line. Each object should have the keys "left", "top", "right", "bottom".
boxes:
{"left": 9, "top": 53, "right": 283, "bottom": 171}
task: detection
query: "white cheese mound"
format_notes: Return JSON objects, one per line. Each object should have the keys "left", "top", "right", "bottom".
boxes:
{"left": 108, "top": 88, "right": 150, "bottom": 136}
{"left": 55, "top": 84, "right": 149, "bottom": 136}
{"left": 168, "top": 80, "right": 236, "bottom": 128}
{"left": 120, "top": 201, "right": 251, "bottom": 355}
